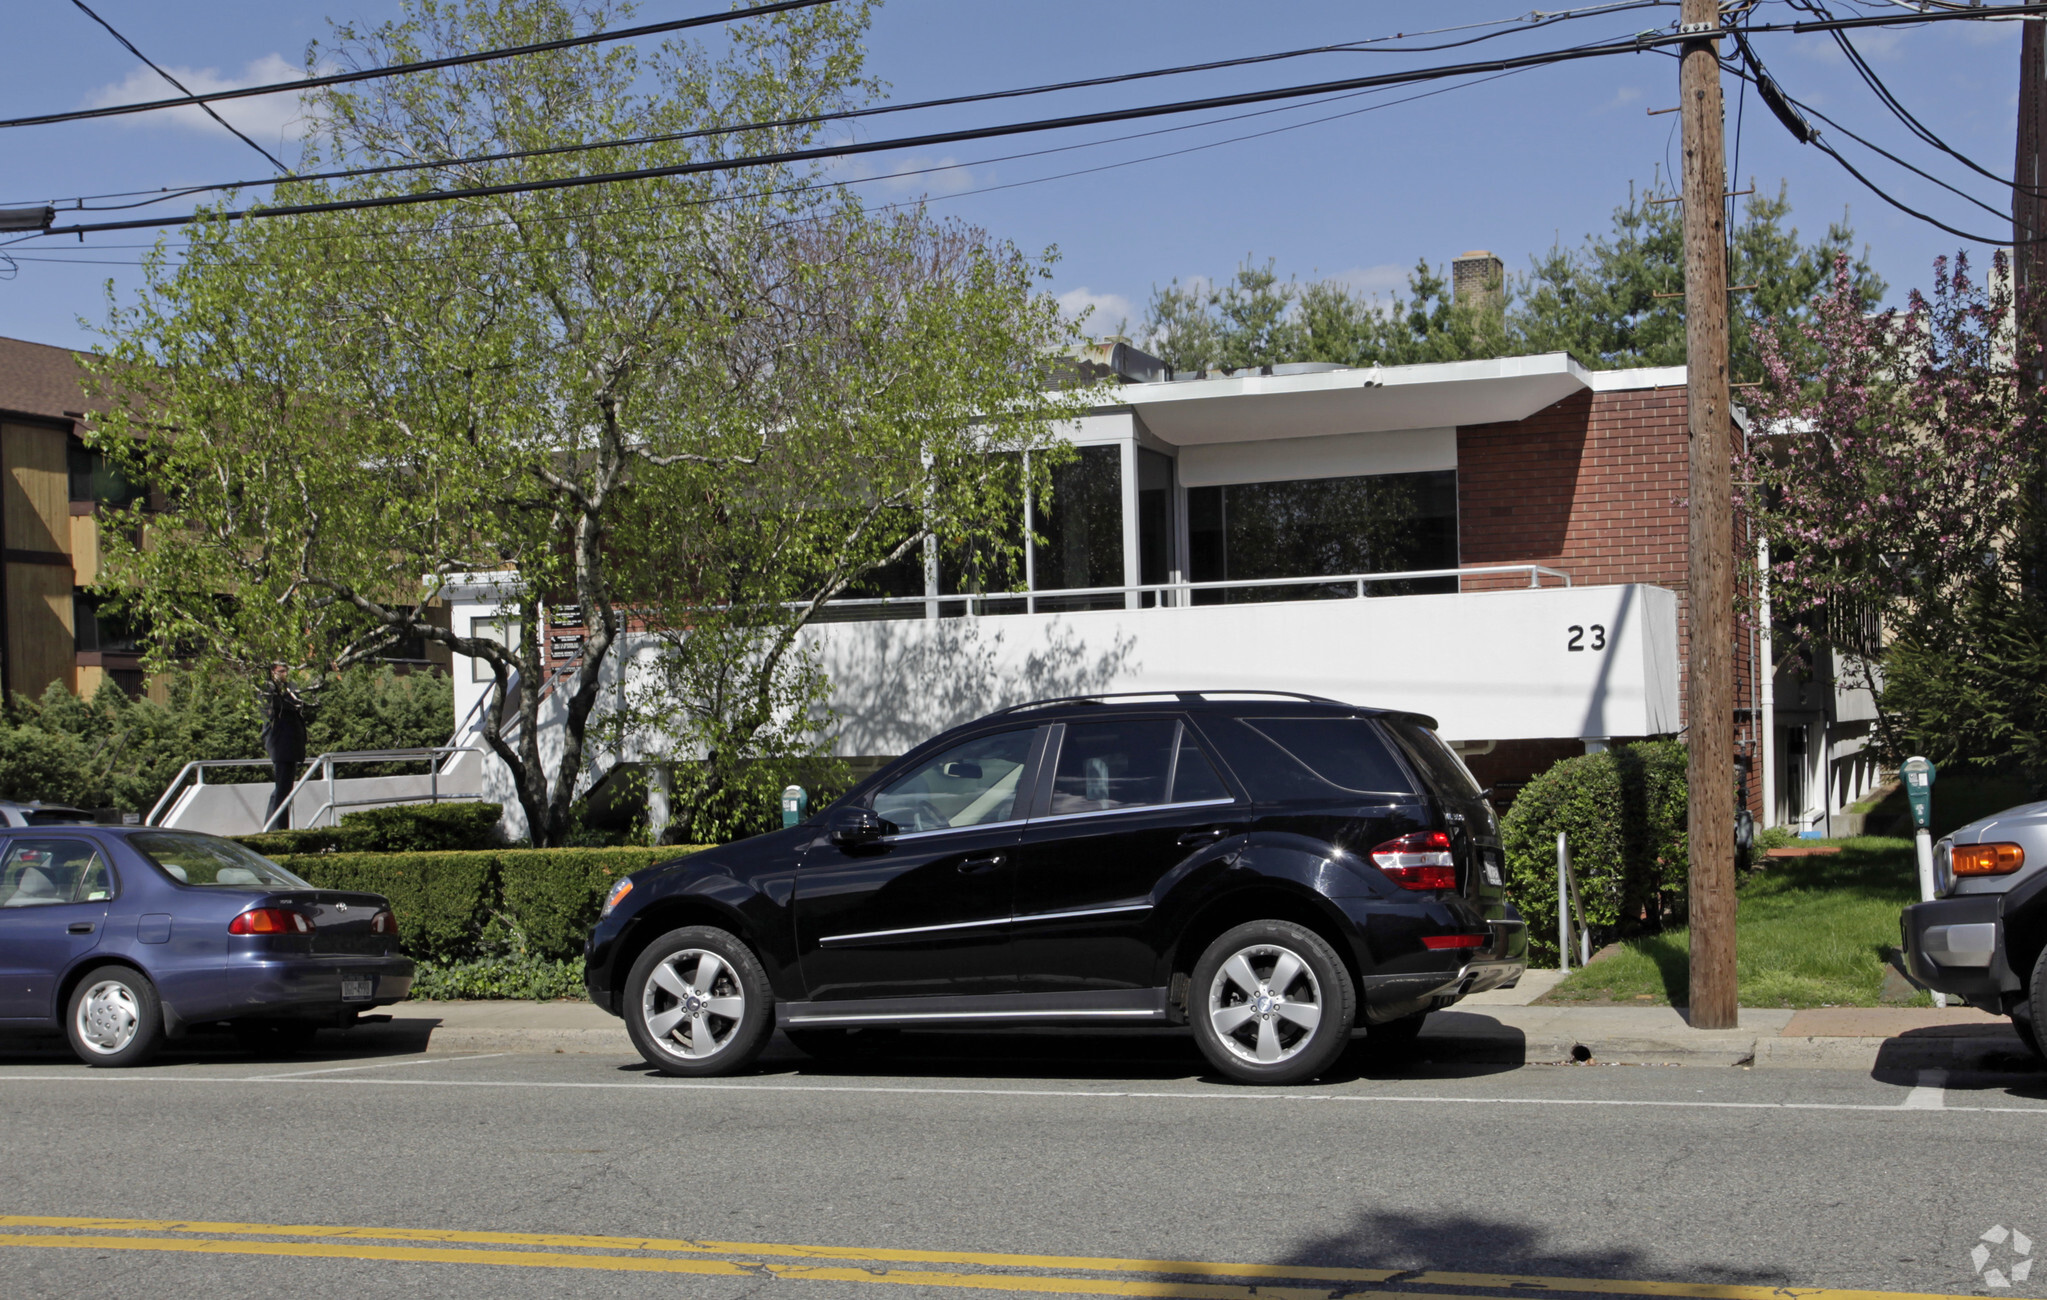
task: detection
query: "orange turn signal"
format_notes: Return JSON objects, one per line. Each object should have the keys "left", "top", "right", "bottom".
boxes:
{"left": 1952, "top": 842, "right": 2025, "bottom": 877}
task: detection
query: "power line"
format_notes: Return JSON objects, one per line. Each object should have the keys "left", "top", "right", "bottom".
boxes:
{"left": 15, "top": 0, "right": 1675, "bottom": 214}
{"left": 1729, "top": 36, "right": 2039, "bottom": 244}
{"left": 34, "top": 5, "right": 2045, "bottom": 242}
{"left": 2, "top": 0, "right": 841, "bottom": 131}
{"left": 66, "top": 0, "right": 291, "bottom": 172}
{"left": 8, "top": 66, "right": 1539, "bottom": 270}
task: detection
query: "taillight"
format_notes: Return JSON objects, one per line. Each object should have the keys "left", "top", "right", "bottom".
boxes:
{"left": 1421, "top": 934, "right": 1487, "bottom": 950}
{"left": 370, "top": 910, "right": 396, "bottom": 935}
{"left": 1371, "top": 831, "right": 1458, "bottom": 890}
{"left": 1952, "top": 842, "right": 2025, "bottom": 877}
{"left": 229, "top": 907, "right": 312, "bottom": 935}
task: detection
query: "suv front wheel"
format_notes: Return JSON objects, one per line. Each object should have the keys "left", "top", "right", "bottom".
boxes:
{"left": 1190, "top": 920, "right": 1355, "bottom": 1085}
{"left": 624, "top": 926, "right": 775, "bottom": 1077}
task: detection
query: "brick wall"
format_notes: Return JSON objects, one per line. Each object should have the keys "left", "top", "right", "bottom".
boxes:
{"left": 1455, "top": 385, "right": 1764, "bottom": 815}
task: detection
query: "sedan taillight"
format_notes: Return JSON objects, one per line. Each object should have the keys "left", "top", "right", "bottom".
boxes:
{"left": 370, "top": 909, "right": 397, "bottom": 934}
{"left": 1371, "top": 831, "right": 1458, "bottom": 890}
{"left": 228, "top": 907, "right": 312, "bottom": 935}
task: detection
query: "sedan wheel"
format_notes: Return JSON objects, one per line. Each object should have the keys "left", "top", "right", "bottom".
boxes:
{"left": 1190, "top": 921, "right": 1354, "bottom": 1085}
{"left": 625, "top": 926, "right": 774, "bottom": 1077}
{"left": 66, "top": 965, "right": 164, "bottom": 1068}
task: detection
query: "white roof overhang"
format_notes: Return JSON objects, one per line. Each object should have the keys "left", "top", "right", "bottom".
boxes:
{"left": 1116, "top": 352, "right": 1597, "bottom": 446}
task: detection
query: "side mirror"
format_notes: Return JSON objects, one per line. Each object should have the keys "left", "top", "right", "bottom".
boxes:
{"left": 828, "top": 806, "right": 889, "bottom": 847}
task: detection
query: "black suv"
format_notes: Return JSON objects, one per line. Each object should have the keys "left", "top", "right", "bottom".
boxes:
{"left": 584, "top": 692, "right": 1529, "bottom": 1084}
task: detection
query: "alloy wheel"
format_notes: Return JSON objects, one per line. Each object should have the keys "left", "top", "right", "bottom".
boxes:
{"left": 1206, "top": 943, "right": 1324, "bottom": 1065}
{"left": 641, "top": 949, "right": 747, "bottom": 1061}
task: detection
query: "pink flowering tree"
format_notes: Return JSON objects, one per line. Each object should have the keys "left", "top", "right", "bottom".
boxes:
{"left": 1742, "top": 251, "right": 2043, "bottom": 763}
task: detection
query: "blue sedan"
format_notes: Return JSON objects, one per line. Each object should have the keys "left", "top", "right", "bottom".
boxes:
{"left": 0, "top": 826, "right": 414, "bottom": 1066}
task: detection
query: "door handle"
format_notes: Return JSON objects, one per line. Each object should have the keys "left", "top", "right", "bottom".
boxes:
{"left": 1177, "top": 827, "right": 1230, "bottom": 847}
{"left": 955, "top": 853, "right": 1006, "bottom": 874}
{"left": 68, "top": 922, "right": 95, "bottom": 934}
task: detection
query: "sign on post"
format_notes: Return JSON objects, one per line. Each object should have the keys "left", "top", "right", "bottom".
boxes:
{"left": 781, "top": 785, "right": 809, "bottom": 829}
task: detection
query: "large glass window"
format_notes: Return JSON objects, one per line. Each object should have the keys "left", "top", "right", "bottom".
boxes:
{"left": 1031, "top": 445, "right": 1124, "bottom": 612}
{"left": 1187, "top": 470, "right": 1458, "bottom": 603}
{"left": 1049, "top": 720, "right": 1177, "bottom": 814}
{"left": 871, "top": 730, "right": 1036, "bottom": 833}
{"left": 1137, "top": 448, "right": 1175, "bottom": 608}
{"left": 130, "top": 833, "right": 316, "bottom": 888}
{"left": 1244, "top": 718, "right": 1413, "bottom": 794}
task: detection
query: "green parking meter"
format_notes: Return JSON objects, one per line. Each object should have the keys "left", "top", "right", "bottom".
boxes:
{"left": 1901, "top": 756, "right": 1936, "bottom": 831}
{"left": 780, "top": 785, "right": 809, "bottom": 829}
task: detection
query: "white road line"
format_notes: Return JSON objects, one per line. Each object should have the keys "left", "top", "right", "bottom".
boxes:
{"left": 1899, "top": 1069, "right": 1949, "bottom": 1109}
{"left": 243, "top": 1053, "right": 509, "bottom": 1080}
{"left": 2, "top": 1071, "right": 2043, "bottom": 1113}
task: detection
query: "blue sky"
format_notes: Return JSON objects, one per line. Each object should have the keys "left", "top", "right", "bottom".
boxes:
{"left": 0, "top": 1, "right": 2024, "bottom": 351}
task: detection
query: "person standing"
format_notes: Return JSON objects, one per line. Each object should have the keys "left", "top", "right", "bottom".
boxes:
{"left": 259, "top": 663, "right": 315, "bottom": 828}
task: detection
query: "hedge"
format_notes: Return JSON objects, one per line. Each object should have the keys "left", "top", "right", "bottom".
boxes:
{"left": 1501, "top": 740, "right": 1688, "bottom": 965}
{"left": 238, "top": 801, "right": 505, "bottom": 857}
{"left": 273, "top": 845, "right": 703, "bottom": 962}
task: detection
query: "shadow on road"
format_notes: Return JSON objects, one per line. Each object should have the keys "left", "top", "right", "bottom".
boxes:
{"left": 1870, "top": 1021, "right": 2043, "bottom": 1087}
{"left": 1274, "top": 1207, "right": 1796, "bottom": 1293}
{"left": 0, "top": 1016, "right": 444, "bottom": 1068}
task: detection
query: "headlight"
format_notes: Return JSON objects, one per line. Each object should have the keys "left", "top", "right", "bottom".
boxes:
{"left": 1934, "top": 839, "right": 1953, "bottom": 896}
{"left": 601, "top": 878, "right": 634, "bottom": 917}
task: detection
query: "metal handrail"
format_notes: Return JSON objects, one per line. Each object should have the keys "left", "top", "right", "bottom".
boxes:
{"left": 144, "top": 758, "right": 274, "bottom": 827}
{"left": 258, "top": 745, "right": 486, "bottom": 832}
{"left": 810, "top": 563, "right": 1572, "bottom": 618}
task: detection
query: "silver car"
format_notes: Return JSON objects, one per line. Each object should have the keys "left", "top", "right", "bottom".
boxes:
{"left": 1901, "top": 801, "right": 2047, "bottom": 1057}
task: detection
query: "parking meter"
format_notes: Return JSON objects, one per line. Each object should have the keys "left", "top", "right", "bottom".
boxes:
{"left": 780, "top": 785, "right": 809, "bottom": 829}
{"left": 1901, "top": 756, "right": 1935, "bottom": 831}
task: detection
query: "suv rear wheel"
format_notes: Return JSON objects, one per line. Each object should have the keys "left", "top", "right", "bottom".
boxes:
{"left": 625, "top": 926, "right": 774, "bottom": 1077}
{"left": 1190, "top": 920, "right": 1355, "bottom": 1085}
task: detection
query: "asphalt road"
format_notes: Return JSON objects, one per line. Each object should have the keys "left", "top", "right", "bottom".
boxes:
{"left": 2, "top": 1027, "right": 2044, "bottom": 1300}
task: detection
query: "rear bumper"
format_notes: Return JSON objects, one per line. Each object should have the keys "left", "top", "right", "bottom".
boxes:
{"left": 172, "top": 955, "right": 416, "bottom": 1025}
{"left": 1901, "top": 896, "right": 2013, "bottom": 1012}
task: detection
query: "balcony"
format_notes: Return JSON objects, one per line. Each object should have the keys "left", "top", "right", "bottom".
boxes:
{"left": 796, "top": 566, "right": 1679, "bottom": 755}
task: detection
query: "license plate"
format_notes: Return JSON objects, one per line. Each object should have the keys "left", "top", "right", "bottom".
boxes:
{"left": 341, "top": 977, "right": 375, "bottom": 1001}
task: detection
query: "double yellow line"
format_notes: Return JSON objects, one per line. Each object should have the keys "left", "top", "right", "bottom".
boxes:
{"left": 0, "top": 1215, "right": 1975, "bottom": 1300}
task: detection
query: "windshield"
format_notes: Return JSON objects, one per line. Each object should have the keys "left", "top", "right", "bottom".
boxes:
{"left": 129, "top": 832, "right": 314, "bottom": 889}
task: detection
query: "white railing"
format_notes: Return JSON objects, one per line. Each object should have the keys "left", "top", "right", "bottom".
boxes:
{"left": 145, "top": 758, "right": 274, "bottom": 828}
{"left": 260, "top": 746, "right": 487, "bottom": 832}
{"left": 143, "top": 746, "right": 487, "bottom": 831}
{"left": 811, "top": 563, "right": 1572, "bottom": 619}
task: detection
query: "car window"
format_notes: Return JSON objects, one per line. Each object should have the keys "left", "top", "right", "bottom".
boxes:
{"left": 1243, "top": 717, "right": 1414, "bottom": 795}
{"left": 129, "top": 832, "right": 315, "bottom": 888}
{"left": 1170, "top": 729, "right": 1232, "bottom": 803}
{"left": 1048, "top": 720, "right": 1180, "bottom": 815}
{"left": 1382, "top": 718, "right": 1485, "bottom": 800}
{"left": 0, "top": 839, "right": 113, "bottom": 907}
{"left": 872, "top": 730, "right": 1036, "bottom": 834}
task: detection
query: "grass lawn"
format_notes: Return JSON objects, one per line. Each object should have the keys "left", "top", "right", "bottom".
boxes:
{"left": 1536, "top": 836, "right": 1931, "bottom": 1009}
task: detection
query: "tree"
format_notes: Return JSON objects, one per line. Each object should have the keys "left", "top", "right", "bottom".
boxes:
{"left": 1741, "top": 251, "right": 2040, "bottom": 768}
{"left": 90, "top": 0, "right": 1088, "bottom": 845}
{"left": 1138, "top": 181, "right": 1880, "bottom": 378}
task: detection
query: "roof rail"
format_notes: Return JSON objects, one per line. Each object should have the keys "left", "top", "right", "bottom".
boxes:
{"left": 988, "top": 689, "right": 1345, "bottom": 717}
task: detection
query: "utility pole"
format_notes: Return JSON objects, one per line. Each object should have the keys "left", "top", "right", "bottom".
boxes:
{"left": 1681, "top": 0, "right": 1738, "bottom": 1030}
{"left": 2018, "top": 18, "right": 2047, "bottom": 599}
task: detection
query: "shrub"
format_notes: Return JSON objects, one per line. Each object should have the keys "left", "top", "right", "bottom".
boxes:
{"left": 411, "top": 955, "right": 586, "bottom": 1001}
{"left": 273, "top": 845, "right": 699, "bottom": 964}
{"left": 1501, "top": 740, "right": 1688, "bottom": 965}
{"left": 238, "top": 801, "right": 503, "bottom": 856}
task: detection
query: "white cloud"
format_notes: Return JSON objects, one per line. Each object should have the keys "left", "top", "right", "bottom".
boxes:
{"left": 1600, "top": 85, "right": 1644, "bottom": 114}
{"left": 85, "top": 53, "right": 317, "bottom": 148}
{"left": 831, "top": 152, "right": 977, "bottom": 195}
{"left": 1057, "top": 287, "right": 1137, "bottom": 332}
{"left": 1323, "top": 263, "right": 1411, "bottom": 299}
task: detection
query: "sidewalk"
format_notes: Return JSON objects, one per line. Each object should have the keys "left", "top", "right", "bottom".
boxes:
{"left": 361, "top": 993, "right": 2040, "bottom": 1074}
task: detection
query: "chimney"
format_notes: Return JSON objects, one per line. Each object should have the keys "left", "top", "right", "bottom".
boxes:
{"left": 1451, "top": 250, "right": 1504, "bottom": 309}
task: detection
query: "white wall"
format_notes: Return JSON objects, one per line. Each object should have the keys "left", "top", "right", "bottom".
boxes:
{"left": 801, "top": 583, "right": 1679, "bottom": 755}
